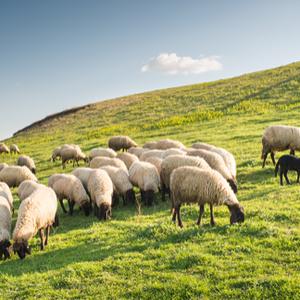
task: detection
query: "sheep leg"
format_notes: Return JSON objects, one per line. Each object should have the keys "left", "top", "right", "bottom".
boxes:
{"left": 290, "top": 149, "right": 295, "bottom": 155}
{"left": 262, "top": 153, "right": 268, "bottom": 168}
{"left": 59, "top": 198, "right": 67, "bottom": 213}
{"left": 270, "top": 152, "right": 276, "bottom": 165}
{"left": 161, "top": 184, "right": 166, "bottom": 202}
{"left": 45, "top": 226, "right": 50, "bottom": 246}
{"left": 196, "top": 204, "right": 205, "bottom": 226}
{"left": 280, "top": 171, "right": 283, "bottom": 185}
{"left": 39, "top": 229, "right": 45, "bottom": 250}
{"left": 284, "top": 171, "right": 290, "bottom": 184}
{"left": 209, "top": 204, "right": 216, "bottom": 226}
{"left": 68, "top": 200, "right": 75, "bottom": 216}
{"left": 176, "top": 205, "right": 183, "bottom": 228}
{"left": 297, "top": 172, "right": 300, "bottom": 183}
{"left": 94, "top": 204, "right": 98, "bottom": 216}
{"left": 172, "top": 208, "right": 176, "bottom": 223}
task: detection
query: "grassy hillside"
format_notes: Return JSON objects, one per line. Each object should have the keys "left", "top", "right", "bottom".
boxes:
{"left": 1, "top": 62, "right": 300, "bottom": 299}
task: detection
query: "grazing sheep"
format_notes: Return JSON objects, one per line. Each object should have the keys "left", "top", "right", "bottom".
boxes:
{"left": 90, "top": 157, "right": 128, "bottom": 173}
{"left": 18, "top": 180, "right": 42, "bottom": 201}
{"left": 48, "top": 174, "right": 90, "bottom": 216}
{"left": 0, "top": 143, "right": 9, "bottom": 155}
{"left": 12, "top": 186, "right": 58, "bottom": 259}
{"left": 0, "top": 166, "right": 37, "bottom": 187}
{"left": 192, "top": 142, "right": 237, "bottom": 178}
{"left": 140, "top": 149, "right": 165, "bottom": 161}
{"left": 155, "top": 139, "right": 185, "bottom": 150}
{"left": 116, "top": 152, "right": 139, "bottom": 170}
{"left": 87, "top": 169, "right": 113, "bottom": 220}
{"left": 51, "top": 146, "right": 62, "bottom": 162}
{"left": 160, "top": 155, "right": 211, "bottom": 201}
{"left": 143, "top": 141, "right": 158, "bottom": 149}
{"left": 10, "top": 144, "right": 20, "bottom": 154}
{"left": 261, "top": 125, "right": 300, "bottom": 168}
{"left": 162, "top": 148, "right": 186, "bottom": 159}
{"left": 100, "top": 166, "right": 135, "bottom": 205}
{"left": 89, "top": 147, "right": 117, "bottom": 160}
{"left": 128, "top": 147, "right": 147, "bottom": 158}
{"left": 17, "top": 155, "right": 36, "bottom": 174}
{"left": 108, "top": 136, "right": 138, "bottom": 152}
{"left": 60, "top": 144, "right": 87, "bottom": 169}
{"left": 129, "top": 161, "right": 160, "bottom": 206}
{"left": 187, "top": 149, "right": 237, "bottom": 193}
{"left": 170, "top": 167, "right": 244, "bottom": 227}
{"left": 145, "top": 156, "right": 163, "bottom": 175}
{"left": 0, "top": 195, "right": 12, "bottom": 260}
{"left": 275, "top": 154, "right": 300, "bottom": 185}
{"left": 71, "top": 167, "right": 94, "bottom": 191}
{"left": 0, "top": 163, "right": 8, "bottom": 172}
{"left": 0, "top": 182, "right": 14, "bottom": 211}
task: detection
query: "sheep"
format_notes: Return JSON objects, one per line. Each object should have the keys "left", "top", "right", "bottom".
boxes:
{"left": 128, "top": 147, "right": 147, "bottom": 158}
{"left": 187, "top": 149, "right": 237, "bottom": 193}
{"left": 155, "top": 139, "right": 185, "bottom": 150}
{"left": 18, "top": 180, "right": 42, "bottom": 201}
{"left": 87, "top": 169, "right": 113, "bottom": 220}
{"left": 60, "top": 144, "right": 87, "bottom": 169}
{"left": 89, "top": 147, "right": 117, "bottom": 160}
{"left": 12, "top": 185, "right": 58, "bottom": 259}
{"left": 116, "top": 152, "right": 139, "bottom": 170}
{"left": 72, "top": 167, "right": 94, "bottom": 190}
{"left": 10, "top": 144, "right": 20, "bottom": 154}
{"left": 0, "top": 195, "right": 12, "bottom": 260}
{"left": 17, "top": 155, "right": 36, "bottom": 174}
{"left": 129, "top": 161, "right": 160, "bottom": 206}
{"left": 274, "top": 154, "right": 300, "bottom": 185}
{"left": 48, "top": 174, "right": 90, "bottom": 216}
{"left": 140, "top": 149, "right": 165, "bottom": 161}
{"left": 0, "top": 163, "right": 8, "bottom": 172}
{"left": 162, "top": 148, "right": 186, "bottom": 159}
{"left": 108, "top": 135, "right": 138, "bottom": 152}
{"left": 261, "top": 125, "right": 300, "bottom": 168}
{"left": 0, "top": 166, "right": 37, "bottom": 187}
{"left": 0, "top": 182, "right": 14, "bottom": 212}
{"left": 143, "top": 141, "right": 158, "bottom": 149}
{"left": 51, "top": 146, "right": 62, "bottom": 162}
{"left": 0, "top": 143, "right": 9, "bottom": 155}
{"left": 192, "top": 142, "right": 236, "bottom": 178}
{"left": 90, "top": 157, "right": 128, "bottom": 173}
{"left": 145, "top": 156, "right": 163, "bottom": 175}
{"left": 170, "top": 167, "right": 244, "bottom": 227}
{"left": 100, "top": 166, "right": 135, "bottom": 206}
{"left": 160, "top": 155, "right": 211, "bottom": 201}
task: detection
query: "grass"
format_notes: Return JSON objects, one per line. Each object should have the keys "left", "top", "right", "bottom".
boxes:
{"left": 1, "top": 61, "right": 300, "bottom": 299}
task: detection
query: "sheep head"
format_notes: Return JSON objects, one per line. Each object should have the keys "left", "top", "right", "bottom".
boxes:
{"left": 0, "top": 240, "right": 12, "bottom": 260}
{"left": 228, "top": 203, "right": 244, "bottom": 224}
{"left": 13, "top": 241, "right": 31, "bottom": 259}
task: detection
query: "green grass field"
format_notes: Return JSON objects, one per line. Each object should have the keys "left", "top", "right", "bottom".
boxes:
{"left": 1, "top": 62, "right": 300, "bottom": 299}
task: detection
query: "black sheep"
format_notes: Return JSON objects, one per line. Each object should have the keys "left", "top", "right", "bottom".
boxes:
{"left": 275, "top": 154, "right": 300, "bottom": 185}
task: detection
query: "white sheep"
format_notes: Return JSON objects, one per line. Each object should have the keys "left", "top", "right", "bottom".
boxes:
{"left": 0, "top": 143, "right": 10, "bottom": 155}
{"left": 140, "top": 149, "right": 165, "bottom": 161}
{"left": 261, "top": 125, "right": 300, "bottom": 167}
{"left": 128, "top": 147, "right": 148, "bottom": 158}
{"left": 170, "top": 166, "right": 244, "bottom": 227}
{"left": 51, "top": 146, "right": 62, "bottom": 162}
{"left": 48, "top": 174, "right": 90, "bottom": 216}
{"left": 18, "top": 180, "right": 42, "bottom": 201}
{"left": 162, "top": 148, "right": 186, "bottom": 158}
{"left": 129, "top": 161, "right": 160, "bottom": 206}
{"left": 10, "top": 144, "right": 20, "bottom": 154}
{"left": 192, "top": 142, "right": 236, "bottom": 178}
{"left": 71, "top": 167, "right": 94, "bottom": 192}
{"left": 17, "top": 155, "right": 36, "bottom": 174}
{"left": 117, "top": 152, "right": 139, "bottom": 169}
{"left": 0, "top": 195, "right": 12, "bottom": 260}
{"left": 108, "top": 136, "right": 138, "bottom": 152}
{"left": 187, "top": 149, "right": 237, "bottom": 193}
{"left": 100, "top": 166, "right": 136, "bottom": 206}
{"left": 0, "top": 166, "right": 38, "bottom": 187}
{"left": 145, "top": 156, "right": 163, "bottom": 175}
{"left": 89, "top": 147, "right": 117, "bottom": 160}
{"left": 87, "top": 169, "right": 113, "bottom": 220}
{"left": 12, "top": 185, "right": 58, "bottom": 259}
{"left": 90, "top": 157, "right": 128, "bottom": 173}
{"left": 160, "top": 155, "right": 211, "bottom": 201}
{"left": 60, "top": 144, "right": 87, "bottom": 169}
{"left": 155, "top": 139, "right": 185, "bottom": 150}
{"left": 0, "top": 182, "right": 14, "bottom": 212}
{"left": 0, "top": 163, "right": 8, "bottom": 172}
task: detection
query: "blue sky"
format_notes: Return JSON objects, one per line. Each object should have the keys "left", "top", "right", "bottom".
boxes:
{"left": 1, "top": 0, "right": 300, "bottom": 140}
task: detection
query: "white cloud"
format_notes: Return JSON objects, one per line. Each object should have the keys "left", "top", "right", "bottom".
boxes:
{"left": 141, "top": 53, "right": 222, "bottom": 75}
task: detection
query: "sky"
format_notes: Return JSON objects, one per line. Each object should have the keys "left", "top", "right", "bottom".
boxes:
{"left": 1, "top": 0, "right": 300, "bottom": 140}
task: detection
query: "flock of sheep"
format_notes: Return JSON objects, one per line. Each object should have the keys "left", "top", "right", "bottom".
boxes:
{"left": 0, "top": 124, "right": 299, "bottom": 260}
